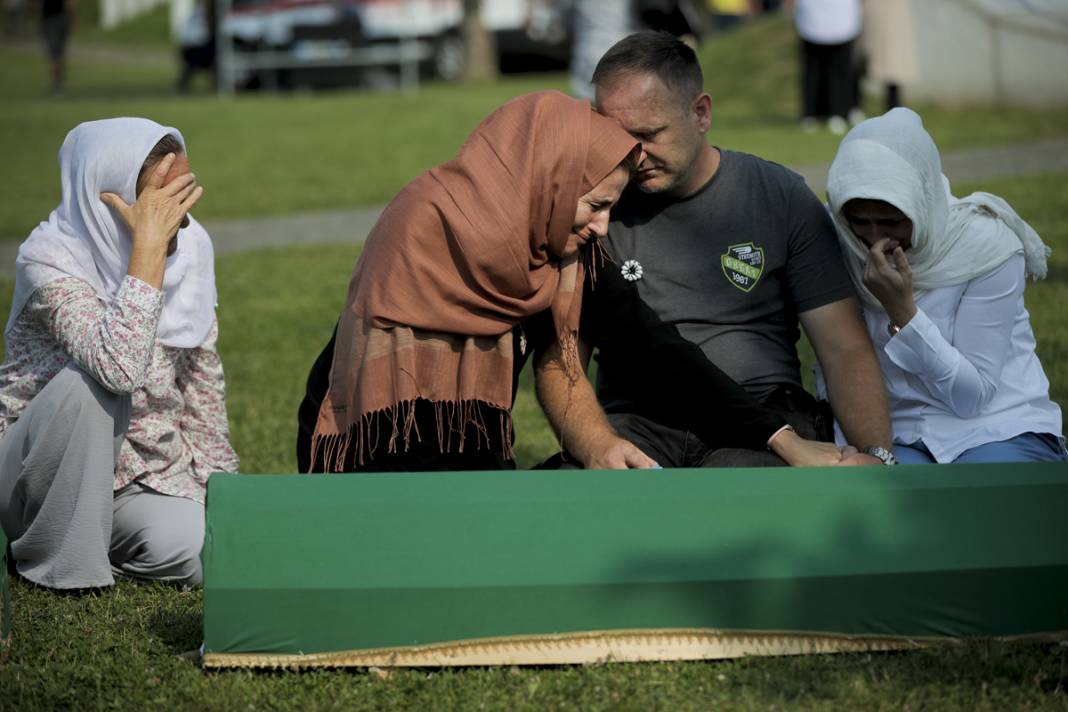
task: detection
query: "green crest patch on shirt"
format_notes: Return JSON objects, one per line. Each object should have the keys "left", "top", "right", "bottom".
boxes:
{"left": 721, "top": 242, "right": 765, "bottom": 292}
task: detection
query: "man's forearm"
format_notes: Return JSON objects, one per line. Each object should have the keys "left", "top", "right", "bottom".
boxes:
{"left": 802, "top": 299, "right": 893, "bottom": 452}
{"left": 533, "top": 342, "right": 617, "bottom": 465}
{"left": 824, "top": 347, "right": 893, "bottom": 450}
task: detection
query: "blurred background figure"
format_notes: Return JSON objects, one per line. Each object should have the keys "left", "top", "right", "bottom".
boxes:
{"left": 4, "top": 0, "right": 25, "bottom": 37}
{"left": 569, "top": 0, "right": 640, "bottom": 100}
{"left": 706, "top": 0, "right": 753, "bottom": 33}
{"left": 40, "top": 0, "right": 75, "bottom": 95}
{"left": 177, "top": 0, "right": 216, "bottom": 92}
{"left": 636, "top": 0, "right": 706, "bottom": 42}
{"left": 861, "top": 0, "right": 916, "bottom": 111}
{"left": 788, "top": 0, "right": 862, "bottom": 134}
{"left": 569, "top": 0, "right": 706, "bottom": 100}
{"left": 462, "top": 0, "right": 498, "bottom": 82}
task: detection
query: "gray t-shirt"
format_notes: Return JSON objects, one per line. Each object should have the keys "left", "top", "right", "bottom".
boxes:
{"left": 597, "top": 149, "right": 854, "bottom": 405}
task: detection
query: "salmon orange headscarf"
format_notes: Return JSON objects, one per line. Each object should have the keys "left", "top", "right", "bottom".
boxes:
{"left": 312, "top": 91, "right": 639, "bottom": 469}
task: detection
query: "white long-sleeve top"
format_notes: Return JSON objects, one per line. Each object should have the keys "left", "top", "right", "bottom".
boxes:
{"left": 819, "top": 253, "right": 1062, "bottom": 461}
{"left": 794, "top": 0, "right": 862, "bottom": 45}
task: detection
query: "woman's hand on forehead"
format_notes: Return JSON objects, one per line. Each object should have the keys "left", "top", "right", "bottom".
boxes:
{"left": 101, "top": 153, "right": 202, "bottom": 252}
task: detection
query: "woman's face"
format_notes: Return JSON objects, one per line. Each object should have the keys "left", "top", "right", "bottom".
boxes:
{"left": 842, "top": 198, "right": 913, "bottom": 252}
{"left": 561, "top": 164, "right": 631, "bottom": 259}
{"left": 138, "top": 152, "right": 192, "bottom": 256}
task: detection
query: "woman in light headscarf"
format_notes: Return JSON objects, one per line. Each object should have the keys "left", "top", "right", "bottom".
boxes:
{"left": 0, "top": 118, "right": 238, "bottom": 590}
{"left": 823, "top": 107, "right": 1065, "bottom": 464}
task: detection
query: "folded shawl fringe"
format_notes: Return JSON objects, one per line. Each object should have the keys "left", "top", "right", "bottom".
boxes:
{"left": 311, "top": 399, "right": 514, "bottom": 472}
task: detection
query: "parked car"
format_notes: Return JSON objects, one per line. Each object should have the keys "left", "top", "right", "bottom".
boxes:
{"left": 219, "top": 0, "right": 569, "bottom": 89}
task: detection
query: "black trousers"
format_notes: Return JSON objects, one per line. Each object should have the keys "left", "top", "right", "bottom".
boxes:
{"left": 800, "top": 38, "right": 858, "bottom": 120}
{"left": 538, "top": 384, "right": 834, "bottom": 469}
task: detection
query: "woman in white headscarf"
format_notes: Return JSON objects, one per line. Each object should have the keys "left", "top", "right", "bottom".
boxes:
{"left": 822, "top": 107, "right": 1065, "bottom": 464}
{"left": 0, "top": 118, "right": 238, "bottom": 590}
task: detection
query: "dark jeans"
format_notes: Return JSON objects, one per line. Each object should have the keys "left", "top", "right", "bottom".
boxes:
{"left": 41, "top": 13, "right": 69, "bottom": 60}
{"left": 800, "top": 38, "right": 858, "bottom": 119}
{"left": 538, "top": 385, "right": 833, "bottom": 469}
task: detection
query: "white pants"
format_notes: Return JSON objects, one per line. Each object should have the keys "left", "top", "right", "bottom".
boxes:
{"left": 0, "top": 364, "right": 203, "bottom": 589}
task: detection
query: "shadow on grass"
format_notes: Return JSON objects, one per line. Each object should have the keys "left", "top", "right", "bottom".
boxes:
{"left": 1044, "top": 262, "right": 1068, "bottom": 284}
{"left": 146, "top": 588, "right": 204, "bottom": 655}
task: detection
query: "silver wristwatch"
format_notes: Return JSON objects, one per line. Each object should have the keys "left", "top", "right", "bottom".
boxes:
{"left": 862, "top": 446, "right": 898, "bottom": 466}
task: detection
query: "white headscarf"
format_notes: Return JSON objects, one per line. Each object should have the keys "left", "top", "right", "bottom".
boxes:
{"left": 7, "top": 118, "right": 217, "bottom": 348}
{"left": 826, "top": 107, "right": 1050, "bottom": 311}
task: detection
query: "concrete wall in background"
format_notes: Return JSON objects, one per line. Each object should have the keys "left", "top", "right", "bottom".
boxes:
{"left": 907, "top": 0, "right": 1068, "bottom": 107}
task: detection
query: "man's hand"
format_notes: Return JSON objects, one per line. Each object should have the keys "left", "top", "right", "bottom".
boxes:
{"left": 581, "top": 434, "right": 660, "bottom": 470}
{"left": 838, "top": 452, "right": 884, "bottom": 466}
{"left": 536, "top": 337, "right": 662, "bottom": 470}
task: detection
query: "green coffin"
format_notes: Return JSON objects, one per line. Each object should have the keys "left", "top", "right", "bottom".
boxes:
{"left": 1, "top": 526, "right": 10, "bottom": 658}
{"left": 202, "top": 463, "right": 1068, "bottom": 668}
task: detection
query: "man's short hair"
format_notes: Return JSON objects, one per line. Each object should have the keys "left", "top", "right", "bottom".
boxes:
{"left": 592, "top": 31, "right": 703, "bottom": 102}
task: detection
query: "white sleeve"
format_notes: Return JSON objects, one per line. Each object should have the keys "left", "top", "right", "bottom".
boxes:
{"left": 882, "top": 255, "right": 1023, "bottom": 418}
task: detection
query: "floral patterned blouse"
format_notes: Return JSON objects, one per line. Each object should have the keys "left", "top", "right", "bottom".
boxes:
{"left": 0, "top": 275, "right": 239, "bottom": 504}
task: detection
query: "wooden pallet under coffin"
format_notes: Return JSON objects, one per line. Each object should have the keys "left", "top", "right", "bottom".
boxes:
{"left": 201, "top": 463, "right": 1068, "bottom": 669}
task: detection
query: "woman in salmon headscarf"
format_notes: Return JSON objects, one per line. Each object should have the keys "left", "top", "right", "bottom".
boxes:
{"left": 297, "top": 91, "right": 642, "bottom": 472}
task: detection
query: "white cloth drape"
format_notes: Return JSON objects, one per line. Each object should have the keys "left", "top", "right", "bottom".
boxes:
{"left": 7, "top": 117, "right": 217, "bottom": 349}
{"left": 825, "top": 107, "right": 1050, "bottom": 312}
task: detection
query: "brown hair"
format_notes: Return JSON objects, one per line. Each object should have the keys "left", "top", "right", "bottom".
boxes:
{"left": 592, "top": 31, "right": 703, "bottom": 104}
{"left": 136, "top": 134, "right": 184, "bottom": 195}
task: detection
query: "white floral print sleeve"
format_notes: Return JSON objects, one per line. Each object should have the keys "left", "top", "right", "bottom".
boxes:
{"left": 44, "top": 274, "right": 162, "bottom": 394}
{"left": 0, "top": 275, "right": 238, "bottom": 504}
{"left": 177, "top": 321, "right": 241, "bottom": 484}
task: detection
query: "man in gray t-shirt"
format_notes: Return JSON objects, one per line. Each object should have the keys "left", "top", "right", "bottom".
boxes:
{"left": 600, "top": 149, "right": 853, "bottom": 406}
{"left": 535, "top": 31, "right": 894, "bottom": 468}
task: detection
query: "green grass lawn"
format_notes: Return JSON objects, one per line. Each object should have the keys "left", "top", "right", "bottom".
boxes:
{"left": 3, "top": 10, "right": 1068, "bottom": 711}
{"left": 3, "top": 13, "right": 1067, "bottom": 242}
{"left": 2, "top": 170, "right": 1067, "bottom": 710}
{"left": 5, "top": 574, "right": 1067, "bottom": 711}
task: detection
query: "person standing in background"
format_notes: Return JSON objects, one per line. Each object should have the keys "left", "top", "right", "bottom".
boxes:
{"left": 569, "top": 0, "right": 706, "bottom": 101}
{"left": 569, "top": 0, "right": 641, "bottom": 100}
{"left": 4, "top": 0, "right": 26, "bottom": 38}
{"left": 177, "top": 0, "right": 217, "bottom": 92}
{"left": 706, "top": 0, "right": 753, "bottom": 33}
{"left": 40, "top": 0, "right": 74, "bottom": 95}
{"left": 787, "top": 0, "right": 863, "bottom": 134}
{"left": 862, "top": 0, "right": 917, "bottom": 111}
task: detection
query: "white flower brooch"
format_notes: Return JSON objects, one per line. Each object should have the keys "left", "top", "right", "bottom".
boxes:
{"left": 621, "top": 259, "right": 644, "bottom": 282}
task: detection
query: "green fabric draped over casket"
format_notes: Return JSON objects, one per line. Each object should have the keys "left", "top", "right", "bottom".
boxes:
{"left": 202, "top": 463, "right": 1068, "bottom": 667}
